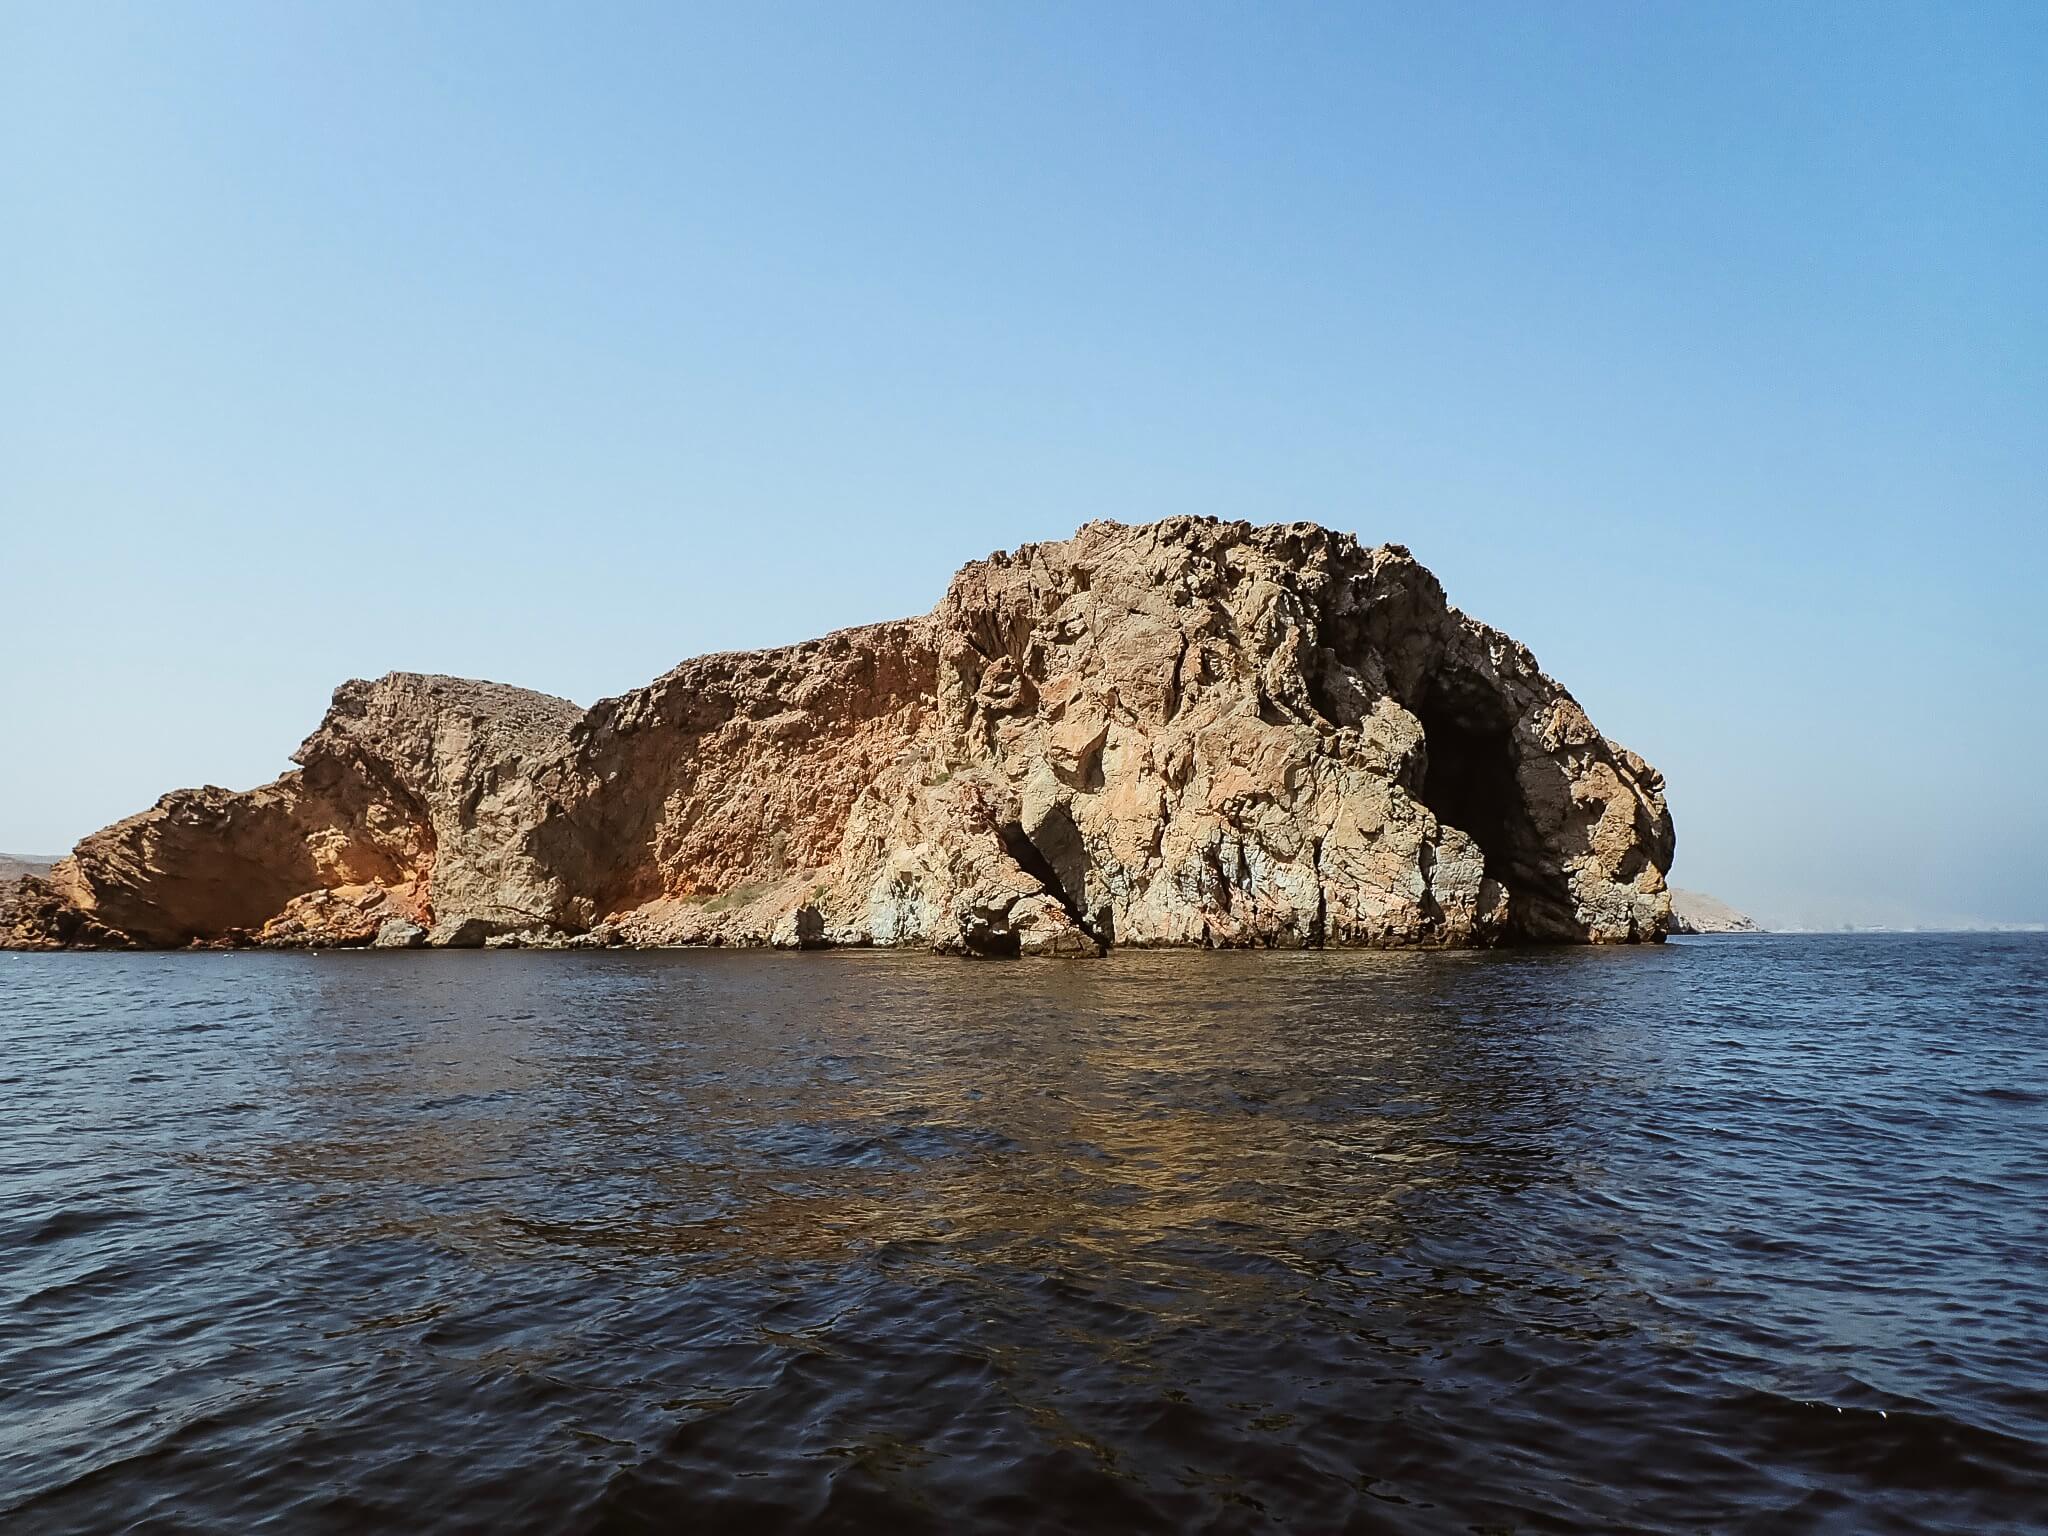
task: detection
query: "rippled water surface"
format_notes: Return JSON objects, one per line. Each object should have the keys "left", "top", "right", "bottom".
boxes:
{"left": 3, "top": 936, "right": 2045, "bottom": 1533}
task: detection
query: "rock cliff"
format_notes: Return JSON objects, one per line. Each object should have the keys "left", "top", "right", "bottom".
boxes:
{"left": 1669, "top": 888, "right": 1763, "bottom": 934}
{"left": 4, "top": 519, "right": 1675, "bottom": 953}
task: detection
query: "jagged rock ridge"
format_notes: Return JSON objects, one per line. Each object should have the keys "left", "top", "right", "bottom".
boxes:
{"left": 3, "top": 519, "right": 1675, "bottom": 954}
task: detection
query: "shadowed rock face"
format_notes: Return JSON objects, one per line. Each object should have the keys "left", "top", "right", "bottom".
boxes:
{"left": 3, "top": 519, "right": 1674, "bottom": 953}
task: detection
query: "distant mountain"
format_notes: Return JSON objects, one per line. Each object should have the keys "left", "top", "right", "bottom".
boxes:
{"left": 0, "top": 855, "right": 58, "bottom": 881}
{"left": 1669, "top": 888, "right": 1764, "bottom": 934}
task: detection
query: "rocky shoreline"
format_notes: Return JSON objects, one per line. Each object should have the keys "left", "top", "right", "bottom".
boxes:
{"left": 4, "top": 518, "right": 1675, "bottom": 954}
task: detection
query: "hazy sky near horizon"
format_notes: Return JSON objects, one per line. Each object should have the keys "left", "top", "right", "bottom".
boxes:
{"left": 4, "top": 3, "right": 2043, "bottom": 928}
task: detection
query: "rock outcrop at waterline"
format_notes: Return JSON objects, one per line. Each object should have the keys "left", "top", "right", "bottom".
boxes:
{"left": 1669, "top": 888, "right": 1764, "bottom": 935}
{"left": 3, "top": 519, "right": 1675, "bottom": 955}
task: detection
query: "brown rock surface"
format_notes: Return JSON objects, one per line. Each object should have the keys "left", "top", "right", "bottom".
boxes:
{"left": 6, "top": 519, "right": 1675, "bottom": 953}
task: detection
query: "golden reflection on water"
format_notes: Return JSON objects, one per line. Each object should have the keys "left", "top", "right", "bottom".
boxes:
{"left": 244, "top": 949, "right": 1609, "bottom": 1304}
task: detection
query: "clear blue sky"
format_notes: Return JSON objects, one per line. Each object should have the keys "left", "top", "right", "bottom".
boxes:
{"left": 4, "top": 2, "right": 2043, "bottom": 928}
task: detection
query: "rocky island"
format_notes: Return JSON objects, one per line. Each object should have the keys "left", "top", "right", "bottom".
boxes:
{"left": 1669, "top": 889, "right": 1764, "bottom": 934}
{"left": 2, "top": 518, "right": 1675, "bottom": 954}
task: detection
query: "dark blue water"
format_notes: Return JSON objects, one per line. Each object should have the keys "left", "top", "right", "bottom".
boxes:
{"left": 2, "top": 935, "right": 2044, "bottom": 1534}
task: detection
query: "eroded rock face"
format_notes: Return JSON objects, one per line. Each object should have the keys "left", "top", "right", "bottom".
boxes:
{"left": 5, "top": 519, "right": 1675, "bottom": 953}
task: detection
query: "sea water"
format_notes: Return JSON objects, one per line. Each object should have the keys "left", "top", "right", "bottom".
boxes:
{"left": 3, "top": 935, "right": 2043, "bottom": 1532}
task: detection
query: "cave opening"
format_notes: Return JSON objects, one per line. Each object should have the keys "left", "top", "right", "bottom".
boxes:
{"left": 1408, "top": 675, "right": 1562, "bottom": 942}
{"left": 1412, "top": 697, "right": 1521, "bottom": 882}
{"left": 998, "top": 815, "right": 1096, "bottom": 940}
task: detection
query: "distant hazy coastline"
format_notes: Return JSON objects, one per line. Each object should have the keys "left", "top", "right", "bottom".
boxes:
{"left": 1668, "top": 888, "right": 1763, "bottom": 934}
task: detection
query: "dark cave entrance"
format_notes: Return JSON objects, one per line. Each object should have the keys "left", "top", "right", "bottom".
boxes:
{"left": 1412, "top": 696, "right": 1522, "bottom": 884}
{"left": 1408, "top": 675, "right": 1568, "bottom": 942}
